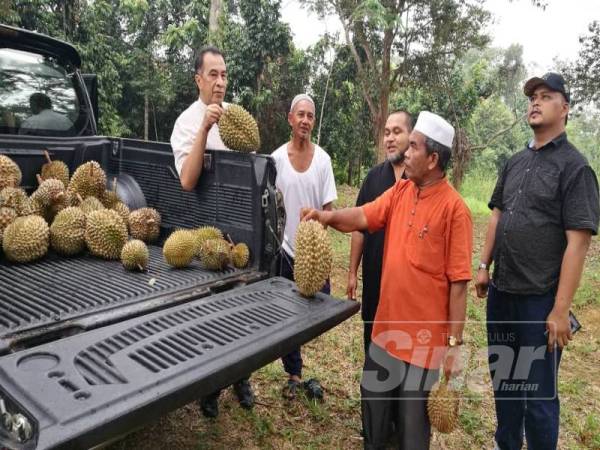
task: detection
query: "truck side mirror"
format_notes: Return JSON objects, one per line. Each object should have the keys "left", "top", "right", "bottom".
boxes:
{"left": 82, "top": 73, "right": 99, "bottom": 126}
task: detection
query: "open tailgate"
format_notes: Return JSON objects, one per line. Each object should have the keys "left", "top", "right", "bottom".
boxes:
{"left": 0, "top": 277, "right": 359, "bottom": 449}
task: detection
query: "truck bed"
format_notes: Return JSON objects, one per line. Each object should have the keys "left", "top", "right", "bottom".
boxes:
{"left": 0, "top": 245, "right": 263, "bottom": 355}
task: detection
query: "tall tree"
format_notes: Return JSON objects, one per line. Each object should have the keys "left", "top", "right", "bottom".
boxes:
{"left": 301, "top": 0, "right": 490, "bottom": 162}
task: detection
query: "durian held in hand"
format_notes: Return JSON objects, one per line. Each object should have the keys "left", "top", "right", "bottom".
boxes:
{"left": 293, "top": 220, "right": 333, "bottom": 297}
{"left": 218, "top": 104, "right": 260, "bottom": 153}
{"left": 427, "top": 377, "right": 460, "bottom": 433}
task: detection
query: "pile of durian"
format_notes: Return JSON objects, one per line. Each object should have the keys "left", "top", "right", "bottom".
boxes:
{"left": 0, "top": 152, "right": 252, "bottom": 273}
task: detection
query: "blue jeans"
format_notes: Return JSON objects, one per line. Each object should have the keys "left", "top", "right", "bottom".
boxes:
{"left": 487, "top": 284, "right": 562, "bottom": 450}
{"left": 279, "top": 251, "right": 330, "bottom": 377}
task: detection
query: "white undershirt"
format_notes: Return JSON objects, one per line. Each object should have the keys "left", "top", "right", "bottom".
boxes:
{"left": 271, "top": 143, "right": 337, "bottom": 257}
{"left": 170, "top": 99, "right": 230, "bottom": 176}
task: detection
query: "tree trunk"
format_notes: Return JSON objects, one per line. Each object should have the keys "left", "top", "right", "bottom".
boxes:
{"left": 373, "top": 110, "right": 385, "bottom": 163}
{"left": 450, "top": 128, "right": 471, "bottom": 191}
{"left": 209, "top": 0, "right": 222, "bottom": 45}
{"left": 144, "top": 93, "right": 149, "bottom": 141}
{"left": 347, "top": 159, "right": 353, "bottom": 185}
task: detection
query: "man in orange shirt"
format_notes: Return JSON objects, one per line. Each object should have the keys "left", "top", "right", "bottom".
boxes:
{"left": 302, "top": 111, "right": 472, "bottom": 449}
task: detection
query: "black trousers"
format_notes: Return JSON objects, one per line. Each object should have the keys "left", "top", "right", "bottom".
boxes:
{"left": 278, "top": 251, "right": 330, "bottom": 377}
{"left": 361, "top": 343, "right": 438, "bottom": 450}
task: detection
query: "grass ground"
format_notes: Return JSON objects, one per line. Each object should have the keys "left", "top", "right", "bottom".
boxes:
{"left": 110, "top": 175, "right": 600, "bottom": 450}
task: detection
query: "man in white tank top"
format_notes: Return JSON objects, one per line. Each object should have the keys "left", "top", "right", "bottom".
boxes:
{"left": 271, "top": 94, "right": 338, "bottom": 400}
{"left": 170, "top": 47, "right": 254, "bottom": 417}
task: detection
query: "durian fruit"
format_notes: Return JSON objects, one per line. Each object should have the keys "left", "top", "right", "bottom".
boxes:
{"left": 85, "top": 209, "right": 128, "bottom": 260}
{"left": 193, "top": 226, "right": 223, "bottom": 256}
{"left": 79, "top": 196, "right": 105, "bottom": 215}
{"left": 163, "top": 229, "right": 196, "bottom": 268}
{"left": 50, "top": 207, "right": 86, "bottom": 256}
{"left": 41, "top": 150, "right": 69, "bottom": 187}
{"left": 2, "top": 215, "right": 49, "bottom": 263}
{"left": 199, "top": 238, "right": 231, "bottom": 270}
{"left": 101, "top": 177, "right": 121, "bottom": 208}
{"left": 0, "top": 155, "right": 22, "bottom": 190}
{"left": 231, "top": 242, "right": 250, "bottom": 268}
{"left": 0, "top": 207, "right": 17, "bottom": 230}
{"left": 32, "top": 175, "right": 65, "bottom": 208}
{"left": 112, "top": 202, "right": 130, "bottom": 229}
{"left": 129, "top": 208, "right": 161, "bottom": 242}
{"left": 0, "top": 187, "right": 27, "bottom": 214}
{"left": 67, "top": 160, "right": 106, "bottom": 200}
{"left": 20, "top": 197, "right": 44, "bottom": 217}
{"left": 427, "top": 380, "right": 460, "bottom": 434}
{"left": 121, "top": 239, "right": 149, "bottom": 271}
{"left": 218, "top": 104, "right": 260, "bottom": 152}
{"left": 293, "top": 220, "right": 333, "bottom": 297}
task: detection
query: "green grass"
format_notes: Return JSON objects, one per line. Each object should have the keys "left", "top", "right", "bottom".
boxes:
{"left": 459, "top": 169, "right": 496, "bottom": 217}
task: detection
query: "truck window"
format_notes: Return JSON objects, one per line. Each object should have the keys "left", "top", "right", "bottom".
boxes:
{"left": 0, "top": 47, "right": 86, "bottom": 136}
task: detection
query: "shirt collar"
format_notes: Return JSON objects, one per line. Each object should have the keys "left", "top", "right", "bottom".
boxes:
{"left": 411, "top": 176, "right": 449, "bottom": 199}
{"left": 527, "top": 132, "right": 567, "bottom": 150}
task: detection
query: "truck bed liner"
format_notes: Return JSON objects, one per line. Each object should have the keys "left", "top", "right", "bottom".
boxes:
{"left": 0, "top": 277, "right": 359, "bottom": 449}
{"left": 0, "top": 246, "right": 262, "bottom": 354}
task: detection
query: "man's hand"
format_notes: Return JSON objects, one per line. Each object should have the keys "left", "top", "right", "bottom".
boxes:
{"left": 300, "top": 207, "right": 322, "bottom": 223}
{"left": 201, "top": 104, "right": 224, "bottom": 132}
{"left": 443, "top": 346, "right": 463, "bottom": 381}
{"left": 346, "top": 272, "right": 358, "bottom": 300}
{"left": 546, "top": 307, "right": 572, "bottom": 352}
{"left": 475, "top": 269, "right": 490, "bottom": 298}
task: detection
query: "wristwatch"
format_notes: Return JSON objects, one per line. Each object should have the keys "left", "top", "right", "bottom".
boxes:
{"left": 448, "top": 336, "right": 463, "bottom": 347}
{"left": 478, "top": 262, "right": 488, "bottom": 271}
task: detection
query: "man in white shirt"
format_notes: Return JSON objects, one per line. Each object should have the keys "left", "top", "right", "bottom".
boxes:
{"left": 20, "top": 93, "right": 72, "bottom": 133}
{"left": 271, "top": 94, "right": 338, "bottom": 400}
{"left": 170, "top": 46, "right": 230, "bottom": 191}
{"left": 170, "top": 46, "right": 254, "bottom": 417}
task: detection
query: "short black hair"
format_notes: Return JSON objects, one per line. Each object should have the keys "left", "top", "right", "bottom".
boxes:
{"left": 388, "top": 110, "right": 414, "bottom": 131}
{"left": 424, "top": 137, "right": 452, "bottom": 172}
{"left": 194, "top": 46, "right": 225, "bottom": 74}
{"left": 30, "top": 92, "right": 52, "bottom": 110}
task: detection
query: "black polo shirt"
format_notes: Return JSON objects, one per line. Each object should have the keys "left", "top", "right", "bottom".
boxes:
{"left": 488, "top": 132, "right": 599, "bottom": 295}
{"left": 355, "top": 160, "right": 400, "bottom": 321}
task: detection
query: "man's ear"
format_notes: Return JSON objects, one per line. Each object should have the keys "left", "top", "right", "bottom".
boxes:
{"left": 427, "top": 152, "right": 439, "bottom": 171}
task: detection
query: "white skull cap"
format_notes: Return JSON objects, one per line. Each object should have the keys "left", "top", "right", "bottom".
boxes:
{"left": 413, "top": 111, "right": 455, "bottom": 148}
{"left": 290, "top": 94, "right": 315, "bottom": 113}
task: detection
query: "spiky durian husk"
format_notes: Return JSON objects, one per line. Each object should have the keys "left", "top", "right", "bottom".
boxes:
{"left": 67, "top": 161, "right": 106, "bottom": 200}
{"left": 0, "top": 155, "right": 22, "bottom": 190}
{"left": 427, "top": 381, "right": 460, "bottom": 434}
{"left": 41, "top": 160, "right": 69, "bottom": 188}
{"left": 293, "top": 220, "right": 332, "bottom": 297}
{"left": 50, "top": 207, "right": 86, "bottom": 256}
{"left": 2, "top": 215, "right": 49, "bottom": 263}
{"left": 193, "top": 226, "right": 223, "bottom": 256}
{"left": 20, "top": 197, "right": 45, "bottom": 217}
{"left": 85, "top": 209, "right": 128, "bottom": 260}
{"left": 80, "top": 196, "right": 105, "bottom": 215}
{"left": 129, "top": 208, "right": 161, "bottom": 242}
{"left": 199, "top": 238, "right": 231, "bottom": 270}
{"left": 163, "top": 229, "right": 196, "bottom": 268}
{"left": 231, "top": 242, "right": 250, "bottom": 268}
{"left": 0, "top": 187, "right": 28, "bottom": 214}
{"left": 0, "top": 207, "right": 17, "bottom": 230}
{"left": 112, "top": 202, "right": 130, "bottom": 229}
{"left": 121, "top": 239, "right": 149, "bottom": 271}
{"left": 218, "top": 104, "right": 260, "bottom": 152}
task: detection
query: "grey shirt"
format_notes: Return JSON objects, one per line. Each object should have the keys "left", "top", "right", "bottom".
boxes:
{"left": 489, "top": 132, "right": 599, "bottom": 295}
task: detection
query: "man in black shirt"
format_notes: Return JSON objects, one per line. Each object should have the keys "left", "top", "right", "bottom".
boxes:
{"left": 476, "top": 73, "right": 599, "bottom": 450}
{"left": 347, "top": 110, "right": 413, "bottom": 352}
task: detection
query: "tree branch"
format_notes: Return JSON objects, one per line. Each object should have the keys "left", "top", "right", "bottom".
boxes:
{"left": 471, "top": 114, "right": 526, "bottom": 151}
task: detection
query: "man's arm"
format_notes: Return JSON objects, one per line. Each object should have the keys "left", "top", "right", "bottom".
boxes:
{"left": 475, "top": 207, "right": 502, "bottom": 298}
{"left": 546, "top": 229, "right": 592, "bottom": 351}
{"left": 443, "top": 280, "right": 468, "bottom": 380}
{"left": 179, "top": 104, "right": 224, "bottom": 191}
{"left": 347, "top": 232, "right": 364, "bottom": 300}
{"left": 302, "top": 207, "right": 368, "bottom": 233}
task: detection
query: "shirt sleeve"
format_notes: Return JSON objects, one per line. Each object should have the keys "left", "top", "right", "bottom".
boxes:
{"left": 170, "top": 118, "right": 192, "bottom": 177}
{"left": 321, "top": 154, "right": 338, "bottom": 206}
{"left": 445, "top": 201, "right": 474, "bottom": 282}
{"left": 361, "top": 182, "right": 399, "bottom": 233}
{"left": 488, "top": 161, "right": 508, "bottom": 211}
{"left": 562, "top": 165, "right": 600, "bottom": 235}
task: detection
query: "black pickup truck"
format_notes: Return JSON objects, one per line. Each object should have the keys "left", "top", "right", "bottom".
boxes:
{"left": 0, "top": 25, "right": 358, "bottom": 449}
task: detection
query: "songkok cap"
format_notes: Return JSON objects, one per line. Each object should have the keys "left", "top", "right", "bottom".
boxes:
{"left": 290, "top": 94, "right": 315, "bottom": 113}
{"left": 413, "top": 111, "right": 455, "bottom": 148}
